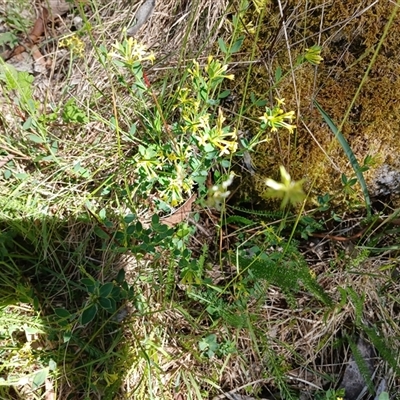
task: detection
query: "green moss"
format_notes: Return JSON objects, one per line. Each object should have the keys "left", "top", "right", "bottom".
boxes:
{"left": 225, "top": 0, "right": 400, "bottom": 209}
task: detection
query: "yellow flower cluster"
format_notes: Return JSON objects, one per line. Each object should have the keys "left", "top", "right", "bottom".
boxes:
{"left": 109, "top": 38, "right": 155, "bottom": 66}
{"left": 59, "top": 34, "right": 85, "bottom": 58}
{"left": 304, "top": 45, "right": 323, "bottom": 65}
{"left": 193, "top": 109, "right": 238, "bottom": 156}
{"left": 259, "top": 98, "right": 296, "bottom": 134}
{"left": 265, "top": 166, "right": 305, "bottom": 208}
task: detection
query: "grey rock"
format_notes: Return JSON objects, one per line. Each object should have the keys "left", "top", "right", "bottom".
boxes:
{"left": 339, "top": 338, "right": 375, "bottom": 400}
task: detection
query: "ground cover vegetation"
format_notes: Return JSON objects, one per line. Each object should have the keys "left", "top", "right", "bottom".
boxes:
{"left": 0, "top": 0, "right": 399, "bottom": 399}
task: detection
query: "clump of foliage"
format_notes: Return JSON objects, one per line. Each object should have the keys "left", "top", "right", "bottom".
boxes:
{"left": 1, "top": 1, "right": 399, "bottom": 399}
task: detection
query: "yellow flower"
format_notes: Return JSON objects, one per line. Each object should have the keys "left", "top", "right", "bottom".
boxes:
{"left": 259, "top": 99, "right": 296, "bottom": 133}
{"left": 102, "top": 371, "right": 119, "bottom": 387}
{"left": 207, "top": 173, "right": 235, "bottom": 210}
{"left": 193, "top": 110, "right": 238, "bottom": 156}
{"left": 304, "top": 45, "right": 323, "bottom": 65}
{"left": 265, "top": 166, "right": 305, "bottom": 208}
{"left": 252, "top": 0, "right": 268, "bottom": 14}
{"left": 59, "top": 34, "right": 85, "bottom": 57}
{"left": 166, "top": 141, "right": 192, "bottom": 163}
{"left": 205, "top": 56, "right": 234, "bottom": 82}
{"left": 160, "top": 164, "right": 193, "bottom": 206}
{"left": 109, "top": 38, "right": 155, "bottom": 66}
{"left": 188, "top": 59, "right": 201, "bottom": 79}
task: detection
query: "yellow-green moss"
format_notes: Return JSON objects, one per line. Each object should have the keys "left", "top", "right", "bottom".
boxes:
{"left": 225, "top": 0, "right": 400, "bottom": 209}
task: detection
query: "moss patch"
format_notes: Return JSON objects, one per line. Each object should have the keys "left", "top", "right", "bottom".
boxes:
{"left": 225, "top": 0, "right": 400, "bottom": 208}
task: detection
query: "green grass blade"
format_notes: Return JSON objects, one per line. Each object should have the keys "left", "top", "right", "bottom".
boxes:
{"left": 313, "top": 100, "right": 372, "bottom": 217}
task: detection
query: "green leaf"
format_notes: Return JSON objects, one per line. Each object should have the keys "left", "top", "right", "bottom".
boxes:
{"left": 199, "top": 334, "right": 219, "bottom": 358}
{"left": 230, "top": 36, "right": 244, "bottom": 53}
{"left": 108, "top": 298, "right": 117, "bottom": 313}
{"left": 15, "top": 172, "right": 28, "bottom": 180}
{"left": 124, "top": 214, "right": 136, "bottom": 223}
{"left": 199, "top": 85, "right": 208, "bottom": 101}
{"left": 55, "top": 308, "right": 70, "bottom": 318}
{"left": 348, "top": 178, "right": 358, "bottom": 186}
{"left": 33, "top": 296, "right": 40, "bottom": 311}
{"left": 220, "top": 159, "right": 231, "bottom": 168}
{"left": 99, "top": 282, "right": 114, "bottom": 297}
{"left": 225, "top": 215, "right": 254, "bottom": 226}
{"left": 275, "top": 66, "right": 282, "bottom": 83}
{"left": 347, "top": 336, "right": 374, "bottom": 394}
{"left": 81, "top": 278, "right": 95, "bottom": 289}
{"left": 41, "top": 155, "right": 57, "bottom": 162}
{"left": 217, "top": 37, "right": 228, "bottom": 54}
{"left": 48, "top": 359, "right": 57, "bottom": 371}
{"left": 27, "top": 133, "right": 45, "bottom": 143}
{"left": 135, "top": 221, "right": 143, "bottom": 232}
{"left": 314, "top": 100, "right": 371, "bottom": 217}
{"left": 128, "top": 286, "right": 135, "bottom": 299}
{"left": 99, "top": 297, "right": 112, "bottom": 311}
{"left": 4, "top": 169, "right": 12, "bottom": 179}
{"left": 32, "top": 368, "right": 49, "bottom": 389}
{"left": 346, "top": 287, "right": 364, "bottom": 325}
{"left": 126, "top": 225, "right": 135, "bottom": 235}
{"left": 73, "top": 162, "right": 90, "bottom": 178}
{"left": 0, "top": 32, "right": 18, "bottom": 48}
{"left": 129, "top": 123, "right": 137, "bottom": 136}
{"left": 99, "top": 208, "right": 106, "bottom": 220}
{"left": 81, "top": 304, "right": 97, "bottom": 325}
{"left": 63, "top": 331, "right": 72, "bottom": 343}
{"left": 116, "top": 269, "right": 125, "bottom": 284}
{"left": 198, "top": 339, "right": 209, "bottom": 351}
{"left": 218, "top": 89, "right": 230, "bottom": 99}
{"left": 250, "top": 92, "right": 267, "bottom": 107}
{"left": 94, "top": 226, "right": 110, "bottom": 239}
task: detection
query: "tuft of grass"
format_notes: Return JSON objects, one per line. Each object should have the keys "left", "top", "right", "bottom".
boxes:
{"left": 313, "top": 100, "right": 372, "bottom": 218}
